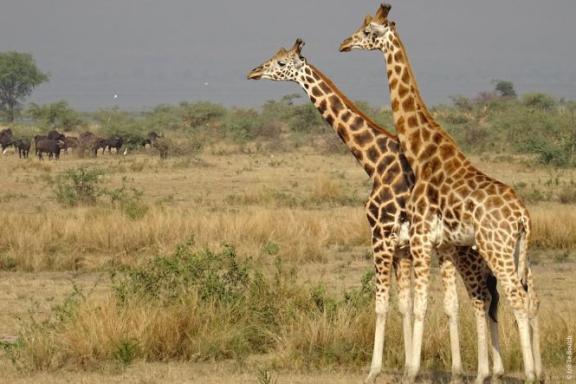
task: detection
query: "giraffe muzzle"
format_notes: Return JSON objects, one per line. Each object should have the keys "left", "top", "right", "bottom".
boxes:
{"left": 339, "top": 38, "right": 354, "bottom": 52}
{"left": 247, "top": 66, "right": 263, "bottom": 80}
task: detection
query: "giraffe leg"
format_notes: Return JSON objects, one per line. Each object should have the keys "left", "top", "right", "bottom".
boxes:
{"left": 475, "top": 236, "right": 536, "bottom": 382}
{"left": 394, "top": 248, "right": 413, "bottom": 369}
{"left": 438, "top": 249, "right": 463, "bottom": 380}
{"left": 454, "top": 247, "right": 501, "bottom": 383}
{"left": 486, "top": 274, "right": 504, "bottom": 378}
{"left": 402, "top": 224, "right": 433, "bottom": 384}
{"left": 527, "top": 269, "right": 543, "bottom": 381}
{"left": 365, "top": 235, "right": 395, "bottom": 384}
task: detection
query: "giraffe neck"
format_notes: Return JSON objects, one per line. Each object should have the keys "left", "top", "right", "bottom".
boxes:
{"left": 382, "top": 29, "right": 467, "bottom": 175}
{"left": 296, "top": 63, "right": 396, "bottom": 177}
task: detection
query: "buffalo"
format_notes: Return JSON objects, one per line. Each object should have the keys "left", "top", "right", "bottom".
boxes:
{"left": 0, "top": 128, "right": 13, "bottom": 153}
{"left": 12, "top": 138, "right": 31, "bottom": 159}
{"left": 36, "top": 138, "right": 64, "bottom": 160}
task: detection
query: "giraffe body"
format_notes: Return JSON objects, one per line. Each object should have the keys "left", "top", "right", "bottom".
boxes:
{"left": 248, "top": 40, "right": 501, "bottom": 384}
{"left": 340, "top": 5, "right": 541, "bottom": 383}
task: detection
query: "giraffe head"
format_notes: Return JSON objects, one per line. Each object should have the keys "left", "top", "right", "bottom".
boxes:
{"left": 247, "top": 39, "right": 306, "bottom": 81}
{"left": 339, "top": 3, "right": 395, "bottom": 53}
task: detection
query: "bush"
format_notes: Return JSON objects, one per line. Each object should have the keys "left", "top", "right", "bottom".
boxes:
{"left": 180, "top": 101, "right": 227, "bottom": 128}
{"left": 53, "top": 167, "right": 105, "bottom": 206}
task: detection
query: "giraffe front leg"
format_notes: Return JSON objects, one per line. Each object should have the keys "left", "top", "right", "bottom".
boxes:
{"left": 394, "top": 248, "right": 413, "bottom": 369}
{"left": 402, "top": 227, "right": 433, "bottom": 384}
{"left": 365, "top": 235, "right": 395, "bottom": 384}
{"left": 439, "top": 249, "right": 463, "bottom": 382}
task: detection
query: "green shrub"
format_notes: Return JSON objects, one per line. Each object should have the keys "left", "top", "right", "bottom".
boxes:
{"left": 53, "top": 167, "right": 105, "bottom": 206}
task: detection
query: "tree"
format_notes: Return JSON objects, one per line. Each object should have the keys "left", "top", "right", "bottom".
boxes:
{"left": 0, "top": 52, "right": 49, "bottom": 122}
{"left": 493, "top": 80, "right": 516, "bottom": 98}
{"left": 27, "top": 101, "right": 83, "bottom": 131}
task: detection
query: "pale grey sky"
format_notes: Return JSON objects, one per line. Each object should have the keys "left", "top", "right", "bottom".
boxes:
{"left": 0, "top": 0, "right": 574, "bottom": 110}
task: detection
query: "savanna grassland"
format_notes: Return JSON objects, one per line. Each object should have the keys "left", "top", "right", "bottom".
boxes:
{"left": 1, "top": 91, "right": 576, "bottom": 383}
{"left": 0, "top": 149, "right": 574, "bottom": 384}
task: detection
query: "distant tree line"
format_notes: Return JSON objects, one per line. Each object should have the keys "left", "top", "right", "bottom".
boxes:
{"left": 1, "top": 51, "right": 575, "bottom": 166}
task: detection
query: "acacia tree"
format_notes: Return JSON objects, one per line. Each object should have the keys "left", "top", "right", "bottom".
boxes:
{"left": 0, "top": 52, "right": 48, "bottom": 122}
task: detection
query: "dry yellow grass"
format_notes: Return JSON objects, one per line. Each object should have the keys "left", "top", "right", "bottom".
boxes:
{"left": 0, "top": 150, "right": 575, "bottom": 383}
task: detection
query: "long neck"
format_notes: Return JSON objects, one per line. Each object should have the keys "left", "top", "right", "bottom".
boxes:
{"left": 295, "top": 63, "right": 396, "bottom": 177}
{"left": 382, "top": 29, "right": 467, "bottom": 174}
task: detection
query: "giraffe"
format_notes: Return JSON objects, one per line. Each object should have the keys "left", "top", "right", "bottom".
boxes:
{"left": 248, "top": 39, "right": 501, "bottom": 384}
{"left": 340, "top": 4, "right": 542, "bottom": 383}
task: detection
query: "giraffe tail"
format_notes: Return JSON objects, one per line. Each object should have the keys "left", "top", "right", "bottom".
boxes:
{"left": 487, "top": 273, "right": 499, "bottom": 323}
{"left": 514, "top": 219, "right": 529, "bottom": 292}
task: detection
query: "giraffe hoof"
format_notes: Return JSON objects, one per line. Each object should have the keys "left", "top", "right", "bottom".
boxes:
{"left": 364, "top": 371, "right": 379, "bottom": 384}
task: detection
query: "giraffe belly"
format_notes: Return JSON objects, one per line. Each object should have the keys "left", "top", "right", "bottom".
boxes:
{"left": 445, "top": 223, "right": 476, "bottom": 247}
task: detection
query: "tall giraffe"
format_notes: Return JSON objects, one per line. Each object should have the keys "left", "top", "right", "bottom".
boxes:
{"left": 340, "top": 5, "right": 542, "bottom": 383}
{"left": 248, "top": 39, "right": 501, "bottom": 384}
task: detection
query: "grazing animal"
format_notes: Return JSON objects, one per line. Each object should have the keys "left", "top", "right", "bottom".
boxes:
{"left": 152, "top": 137, "right": 169, "bottom": 159}
{"left": 104, "top": 135, "right": 123, "bottom": 154}
{"left": 47, "top": 130, "right": 66, "bottom": 142}
{"left": 36, "top": 138, "right": 64, "bottom": 160}
{"left": 248, "top": 39, "right": 501, "bottom": 384}
{"left": 78, "top": 132, "right": 106, "bottom": 157}
{"left": 63, "top": 136, "right": 79, "bottom": 152}
{"left": 340, "top": 5, "right": 541, "bottom": 383}
{"left": 0, "top": 128, "right": 14, "bottom": 153}
{"left": 12, "top": 138, "right": 31, "bottom": 159}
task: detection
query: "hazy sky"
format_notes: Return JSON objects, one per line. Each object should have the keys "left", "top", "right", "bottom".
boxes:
{"left": 0, "top": 0, "right": 574, "bottom": 111}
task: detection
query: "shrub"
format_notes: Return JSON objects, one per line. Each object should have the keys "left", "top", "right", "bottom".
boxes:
{"left": 53, "top": 167, "right": 105, "bottom": 206}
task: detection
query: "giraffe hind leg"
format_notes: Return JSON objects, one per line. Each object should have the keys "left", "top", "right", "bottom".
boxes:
{"left": 438, "top": 247, "right": 463, "bottom": 380}
{"left": 365, "top": 234, "right": 396, "bottom": 384}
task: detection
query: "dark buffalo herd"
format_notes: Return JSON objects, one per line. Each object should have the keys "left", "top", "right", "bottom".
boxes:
{"left": 0, "top": 129, "right": 168, "bottom": 160}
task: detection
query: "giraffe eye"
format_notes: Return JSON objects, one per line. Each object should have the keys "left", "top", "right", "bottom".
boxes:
{"left": 277, "top": 61, "right": 287, "bottom": 67}
{"left": 363, "top": 29, "right": 370, "bottom": 36}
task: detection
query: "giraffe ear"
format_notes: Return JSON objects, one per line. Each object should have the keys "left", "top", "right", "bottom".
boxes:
{"left": 374, "top": 3, "right": 392, "bottom": 23}
{"left": 291, "top": 38, "right": 305, "bottom": 55}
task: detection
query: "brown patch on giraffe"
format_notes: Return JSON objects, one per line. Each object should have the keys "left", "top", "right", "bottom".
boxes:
{"left": 432, "top": 133, "right": 443, "bottom": 145}
{"left": 401, "top": 69, "right": 411, "bottom": 84}
{"left": 439, "top": 144, "right": 456, "bottom": 159}
{"left": 402, "top": 96, "right": 416, "bottom": 112}
{"left": 419, "top": 144, "right": 437, "bottom": 161}
{"left": 306, "top": 76, "right": 315, "bottom": 83}
{"left": 394, "top": 51, "right": 404, "bottom": 63}
{"left": 304, "top": 67, "right": 312, "bottom": 76}
{"left": 398, "top": 84, "right": 409, "bottom": 98}
{"left": 387, "top": 55, "right": 392, "bottom": 64}
{"left": 319, "top": 82, "right": 331, "bottom": 94}
{"left": 350, "top": 116, "right": 364, "bottom": 131}
{"left": 409, "top": 130, "right": 422, "bottom": 155}
{"left": 367, "top": 214, "right": 377, "bottom": 227}
{"left": 351, "top": 148, "right": 363, "bottom": 161}
{"left": 318, "top": 99, "right": 327, "bottom": 114}
{"left": 353, "top": 131, "right": 373, "bottom": 147}
{"left": 394, "top": 65, "right": 402, "bottom": 75}
{"left": 309, "top": 96, "right": 316, "bottom": 104}
{"left": 387, "top": 69, "right": 393, "bottom": 78}
{"left": 329, "top": 95, "right": 344, "bottom": 116}
{"left": 325, "top": 114, "right": 335, "bottom": 126}
{"left": 421, "top": 127, "right": 431, "bottom": 141}
{"left": 365, "top": 164, "right": 375, "bottom": 177}
{"left": 336, "top": 124, "right": 350, "bottom": 142}
{"left": 366, "top": 145, "right": 380, "bottom": 163}
{"left": 392, "top": 39, "right": 401, "bottom": 48}
{"left": 311, "top": 86, "right": 322, "bottom": 98}
{"left": 341, "top": 111, "right": 352, "bottom": 123}
{"left": 311, "top": 71, "right": 321, "bottom": 81}
{"left": 391, "top": 99, "right": 400, "bottom": 112}
{"left": 407, "top": 115, "right": 418, "bottom": 128}
{"left": 389, "top": 78, "right": 398, "bottom": 90}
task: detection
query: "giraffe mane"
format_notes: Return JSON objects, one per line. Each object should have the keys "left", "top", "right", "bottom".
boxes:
{"left": 308, "top": 63, "right": 397, "bottom": 139}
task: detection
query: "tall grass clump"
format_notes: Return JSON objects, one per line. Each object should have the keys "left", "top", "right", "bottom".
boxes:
{"left": 3, "top": 241, "right": 574, "bottom": 374}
